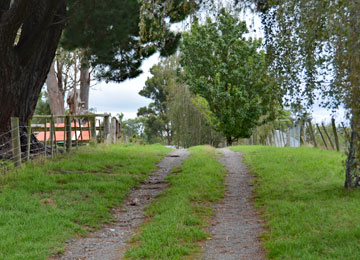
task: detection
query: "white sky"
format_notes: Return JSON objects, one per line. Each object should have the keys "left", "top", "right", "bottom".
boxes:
{"left": 89, "top": 53, "right": 159, "bottom": 120}
{"left": 88, "top": 8, "right": 347, "bottom": 125}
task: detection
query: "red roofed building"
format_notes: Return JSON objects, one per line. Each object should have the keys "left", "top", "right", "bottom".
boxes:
{"left": 36, "top": 121, "right": 99, "bottom": 142}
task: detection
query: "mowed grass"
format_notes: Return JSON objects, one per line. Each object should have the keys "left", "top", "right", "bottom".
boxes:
{"left": 125, "top": 145, "right": 226, "bottom": 260}
{"left": 0, "top": 144, "right": 171, "bottom": 260}
{"left": 231, "top": 145, "right": 360, "bottom": 260}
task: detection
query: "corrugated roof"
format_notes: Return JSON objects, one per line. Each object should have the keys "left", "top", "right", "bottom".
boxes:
{"left": 36, "top": 122, "right": 96, "bottom": 142}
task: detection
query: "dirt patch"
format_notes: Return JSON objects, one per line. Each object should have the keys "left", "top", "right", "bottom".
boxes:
{"left": 40, "top": 198, "right": 57, "bottom": 207}
{"left": 201, "top": 148, "right": 266, "bottom": 260}
{"left": 48, "top": 170, "right": 117, "bottom": 175}
{"left": 49, "top": 149, "right": 189, "bottom": 260}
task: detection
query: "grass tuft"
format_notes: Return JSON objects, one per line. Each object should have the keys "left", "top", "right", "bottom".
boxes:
{"left": 125, "top": 145, "right": 226, "bottom": 260}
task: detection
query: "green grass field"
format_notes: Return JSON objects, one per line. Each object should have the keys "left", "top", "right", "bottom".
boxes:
{"left": 231, "top": 146, "right": 360, "bottom": 260}
{"left": 125, "top": 146, "right": 226, "bottom": 260}
{"left": 0, "top": 144, "right": 171, "bottom": 260}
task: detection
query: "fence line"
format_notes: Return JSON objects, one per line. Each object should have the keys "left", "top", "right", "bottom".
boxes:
{"left": 0, "top": 113, "right": 121, "bottom": 174}
{"left": 246, "top": 118, "right": 348, "bottom": 152}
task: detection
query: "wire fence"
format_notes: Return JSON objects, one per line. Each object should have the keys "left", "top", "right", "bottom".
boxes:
{"left": 244, "top": 118, "right": 348, "bottom": 152}
{"left": 0, "top": 114, "right": 121, "bottom": 175}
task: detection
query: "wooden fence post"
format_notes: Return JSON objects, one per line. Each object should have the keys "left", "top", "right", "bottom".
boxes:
{"left": 111, "top": 117, "right": 117, "bottom": 144}
{"left": 27, "top": 119, "right": 31, "bottom": 161}
{"left": 11, "top": 117, "right": 21, "bottom": 167}
{"left": 118, "top": 120, "right": 121, "bottom": 138}
{"left": 73, "top": 119, "right": 78, "bottom": 149}
{"left": 116, "top": 121, "right": 120, "bottom": 139}
{"left": 300, "top": 119, "right": 305, "bottom": 145}
{"left": 104, "top": 115, "right": 110, "bottom": 141}
{"left": 316, "top": 123, "right": 328, "bottom": 149}
{"left": 78, "top": 119, "right": 83, "bottom": 144}
{"left": 90, "top": 116, "right": 96, "bottom": 143}
{"left": 307, "top": 120, "right": 317, "bottom": 148}
{"left": 52, "top": 119, "right": 57, "bottom": 154}
{"left": 332, "top": 118, "right": 340, "bottom": 152}
{"left": 65, "top": 115, "right": 72, "bottom": 152}
{"left": 97, "top": 119, "right": 102, "bottom": 142}
{"left": 322, "top": 123, "right": 335, "bottom": 150}
{"left": 44, "top": 119, "right": 47, "bottom": 156}
{"left": 50, "top": 116, "right": 54, "bottom": 158}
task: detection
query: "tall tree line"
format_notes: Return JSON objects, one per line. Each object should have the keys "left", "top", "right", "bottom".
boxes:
{"left": 137, "top": 55, "right": 223, "bottom": 147}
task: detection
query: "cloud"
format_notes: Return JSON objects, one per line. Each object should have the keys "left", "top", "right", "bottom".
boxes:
{"left": 89, "top": 53, "right": 160, "bottom": 119}
{"left": 312, "top": 106, "right": 347, "bottom": 124}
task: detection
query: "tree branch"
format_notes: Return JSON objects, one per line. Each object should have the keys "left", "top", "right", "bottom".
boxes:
{"left": 49, "top": 16, "right": 72, "bottom": 27}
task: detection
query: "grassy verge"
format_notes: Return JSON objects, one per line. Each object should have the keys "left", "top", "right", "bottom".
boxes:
{"left": 125, "top": 145, "right": 226, "bottom": 260}
{"left": 0, "top": 144, "right": 171, "bottom": 260}
{"left": 231, "top": 145, "right": 360, "bottom": 260}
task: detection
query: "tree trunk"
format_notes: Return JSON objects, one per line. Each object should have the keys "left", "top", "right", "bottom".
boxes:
{"left": 80, "top": 65, "right": 91, "bottom": 111}
{"left": 46, "top": 61, "right": 65, "bottom": 123}
{"left": 0, "top": 1, "right": 66, "bottom": 156}
{"left": 227, "top": 136, "right": 232, "bottom": 146}
{"left": 166, "top": 131, "right": 172, "bottom": 145}
{"left": 344, "top": 2, "right": 360, "bottom": 189}
{"left": 345, "top": 119, "right": 356, "bottom": 188}
{"left": 300, "top": 119, "right": 305, "bottom": 145}
{"left": 345, "top": 111, "right": 360, "bottom": 188}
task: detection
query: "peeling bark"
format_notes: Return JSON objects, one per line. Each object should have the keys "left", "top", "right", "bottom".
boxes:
{"left": 80, "top": 65, "right": 91, "bottom": 111}
{"left": 46, "top": 61, "right": 65, "bottom": 122}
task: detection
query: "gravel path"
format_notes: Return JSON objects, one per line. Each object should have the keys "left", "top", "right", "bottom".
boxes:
{"left": 50, "top": 149, "right": 189, "bottom": 260}
{"left": 202, "top": 148, "right": 266, "bottom": 260}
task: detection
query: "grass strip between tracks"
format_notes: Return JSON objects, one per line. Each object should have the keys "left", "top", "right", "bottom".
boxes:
{"left": 125, "top": 145, "right": 226, "bottom": 260}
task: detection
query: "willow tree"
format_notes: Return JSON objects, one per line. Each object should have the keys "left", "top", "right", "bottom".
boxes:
{"left": 168, "top": 84, "right": 224, "bottom": 148}
{"left": 180, "top": 9, "right": 278, "bottom": 145}
{"left": 245, "top": 0, "right": 360, "bottom": 188}
{"left": 138, "top": 55, "right": 223, "bottom": 146}
{"left": 137, "top": 57, "right": 176, "bottom": 145}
